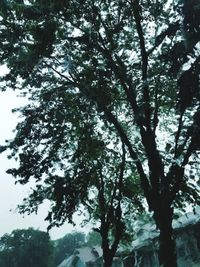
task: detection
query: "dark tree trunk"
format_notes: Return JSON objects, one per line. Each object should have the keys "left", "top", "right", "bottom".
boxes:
{"left": 155, "top": 205, "right": 177, "bottom": 267}
{"left": 103, "top": 254, "right": 114, "bottom": 267}
{"left": 102, "top": 240, "right": 117, "bottom": 267}
{"left": 101, "top": 230, "right": 115, "bottom": 267}
{"left": 159, "top": 225, "right": 177, "bottom": 267}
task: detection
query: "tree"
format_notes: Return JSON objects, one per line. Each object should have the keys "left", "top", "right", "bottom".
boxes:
{"left": 53, "top": 231, "right": 85, "bottom": 266}
{"left": 0, "top": 1, "right": 200, "bottom": 266}
{"left": 86, "top": 231, "right": 102, "bottom": 247}
{"left": 0, "top": 228, "right": 53, "bottom": 267}
{"left": 83, "top": 143, "right": 134, "bottom": 267}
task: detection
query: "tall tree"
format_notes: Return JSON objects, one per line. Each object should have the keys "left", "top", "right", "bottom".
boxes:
{"left": 0, "top": 228, "right": 53, "bottom": 267}
{"left": 0, "top": 0, "right": 200, "bottom": 266}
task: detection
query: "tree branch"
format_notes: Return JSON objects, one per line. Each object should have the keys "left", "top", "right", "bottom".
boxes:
{"left": 110, "top": 144, "right": 126, "bottom": 254}
{"left": 96, "top": 33, "right": 140, "bottom": 120}
{"left": 102, "top": 106, "right": 152, "bottom": 205}
{"left": 153, "top": 80, "right": 159, "bottom": 133}
{"left": 43, "top": 62, "right": 76, "bottom": 84}
{"left": 147, "top": 22, "right": 180, "bottom": 56}
{"left": 174, "top": 112, "right": 184, "bottom": 158}
{"left": 132, "top": 0, "right": 151, "bottom": 128}
{"left": 168, "top": 108, "right": 200, "bottom": 201}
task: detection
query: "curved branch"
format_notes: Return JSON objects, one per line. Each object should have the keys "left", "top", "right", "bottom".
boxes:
{"left": 102, "top": 106, "right": 152, "bottom": 205}
{"left": 147, "top": 22, "right": 180, "bottom": 56}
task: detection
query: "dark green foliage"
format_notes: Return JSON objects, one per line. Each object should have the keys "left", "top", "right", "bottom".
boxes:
{"left": 86, "top": 231, "right": 102, "bottom": 247}
{"left": 177, "top": 57, "right": 200, "bottom": 112}
{"left": 182, "top": 0, "right": 200, "bottom": 51}
{"left": 0, "top": 228, "right": 53, "bottom": 267}
{"left": 53, "top": 232, "right": 85, "bottom": 266}
{"left": 0, "top": 1, "right": 200, "bottom": 266}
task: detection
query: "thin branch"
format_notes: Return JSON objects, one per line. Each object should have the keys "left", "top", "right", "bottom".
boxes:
{"left": 132, "top": 0, "right": 150, "bottom": 127}
{"left": 97, "top": 169, "right": 107, "bottom": 225}
{"left": 110, "top": 204, "right": 123, "bottom": 257}
{"left": 96, "top": 38, "right": 141, "bottom": 123}
{"left": 168, "top": 108, "right": 200, "bottom": 200}
{"left": 96, "top": 17, "right": 141, "bottom": 123}
{"left": 43, "top": 62, "right": 76, "bottom": 84}
{"left": 101, "top": 106, "right": 152, "bottom": 204}
{"left": 175, "top": 107, "right": 200, "bottom": 167}
{"left": 82, "top": 200, "right": 95, "bottom": 213}
{"left": 182, "top": 109, "right": 200, "bottom": 167}
{"left": 107, "top": 182, "right": 117, "bottom": 223}
{"left": 132, "top": 0, "right": 148, "bottom": 79}
{"left": 182, "top": 141, "right": 194, "bottom": 167}
{"left": 118, "top": 142, "right": 126, "bottom": 196}
{"left": 107, "top": 142, "right": 126, "bottom": 222}
{"left": 110, "top": 143, "right": 126, "bottom": 255}
{"left": 174, "top": 112, "right": 184, "bottom": 158}
{"left": 153, "top": 81, "right": 159, "bottom": 133}
{"left": 147, "top": 22, "right": 180, "bottom": 56}
{"left": 168, "top": 164, "right": 184, "bottom": 204}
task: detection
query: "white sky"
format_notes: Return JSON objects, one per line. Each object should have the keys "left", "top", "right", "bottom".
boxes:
{"left": 0, "top": 90, "right": 91, "bottom": 240}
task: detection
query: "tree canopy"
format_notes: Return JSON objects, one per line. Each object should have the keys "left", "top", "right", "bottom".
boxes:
{"left": 0, "top": 228, "right": 53, "bottom": 267}
{"left": 0, "top": 0, "right": 200, "bottom": 266}
{"left": 53, "top": 231, "right": 85, "bottom": 266}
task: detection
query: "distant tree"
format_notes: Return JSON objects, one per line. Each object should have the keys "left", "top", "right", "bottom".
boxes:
{"left": 0, "top": 228, "right": 53, "bottom": 267}
{"left": 53, "top": 231, "right": 85, "bottom": 266}
{"left": 86, "top": 231, "right": 102, "bottom": 247}
{"left": 0, "top": 1, "right": 200, "bottom": 267}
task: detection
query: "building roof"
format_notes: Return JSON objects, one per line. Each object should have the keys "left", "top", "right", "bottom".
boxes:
{"left": 57, "top": 246, "right": 102, "bottom": 267}
{"left": 132, "top": 206, "right": 200, "bottom": 250}
{"left": 74, "top": 246, "right": 102, "bottom": 263}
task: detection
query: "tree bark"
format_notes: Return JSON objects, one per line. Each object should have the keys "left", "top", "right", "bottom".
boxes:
{"left": 102, "top": 239, "right": 117, "bottom": 267}
{"left": 159, "top": 227, "right": 177, "bottom": 267}
{"left": 155, "top": 206, "right": 177, "bottom": 267}
{"left": 103, "top": 254, "right": 114, "bottom": 267}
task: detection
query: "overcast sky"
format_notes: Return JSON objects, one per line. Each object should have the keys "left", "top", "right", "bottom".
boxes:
{"left": 0, "top": 89, "right": 91, "bottom": 240}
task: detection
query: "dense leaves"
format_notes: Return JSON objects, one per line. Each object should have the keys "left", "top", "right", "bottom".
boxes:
{"left": 0, "top": 0, "right": 200, "bottom": 266}
{"left": 86, "top": 231, "right": 102, "bottom": 247}
{"left": 0, "top": 228, "right": 53, "bottom": 267}
{"left": 53, "top": 231, "right": 85, "bottom": 266}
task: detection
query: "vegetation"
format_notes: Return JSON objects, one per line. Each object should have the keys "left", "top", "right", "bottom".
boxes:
{"left": 86, "top": 231, "right": 102, "bottom": 247}
{"left": 53, "top": 231, "right": 85, "bottom": 266}
{"left": 0, "top": 229, "right": 98, "bottom": 267}
{"left": 0, "top": 0, "right": 200, "bottom": 266}
{"left": 0, "top": 228, "right": 53, "bottom": 267}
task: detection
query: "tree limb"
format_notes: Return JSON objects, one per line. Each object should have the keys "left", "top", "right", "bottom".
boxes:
{"left": 102, "top": 106, "right": 152, "bottom": 205}
{"left": 132, "top": 0, "right": 150, "bottom": 125}
{"left": 174, "top": 112, "right": 184, "bottom": 158}
{"left": 147, "top": 22, "right": 180, "bottom": 56}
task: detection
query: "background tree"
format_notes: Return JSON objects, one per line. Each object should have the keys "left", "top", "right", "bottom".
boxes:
{"left": 0, "top": 1, "right": 200, "bottom": 267}
{"left": 53, "top": 231, "right": 85, "bottom": 266}
{"left": 86, "top": 231, "right": 102, "bottom": 247}
{"left": 0, "top": 228, "right": 53, "bottom": 267}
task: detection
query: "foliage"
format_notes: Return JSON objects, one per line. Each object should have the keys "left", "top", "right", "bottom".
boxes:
{"left": 0, "top": 228, "right": 53, "bottom": 267}
{"left": 86, "top": 231, "right": 102, "bottom": 247}
{"left": 0, "top": 0, "right": 200, "bottom": 266}
{"left": 53, "top": 231, "right": 85, "bottom": 266}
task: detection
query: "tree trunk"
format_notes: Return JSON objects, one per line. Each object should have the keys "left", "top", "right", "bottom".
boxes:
{"left": 159, "top": 224, "right": 177, "bottom": 267}
{"left": 155, "top": 206, "right": 177, "bottom": 267}
{"left": 101, "top": 235, "right": 115, "bottom": 267}
{"left": 103, "top": 254, "right": 114, "bottom": 267}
